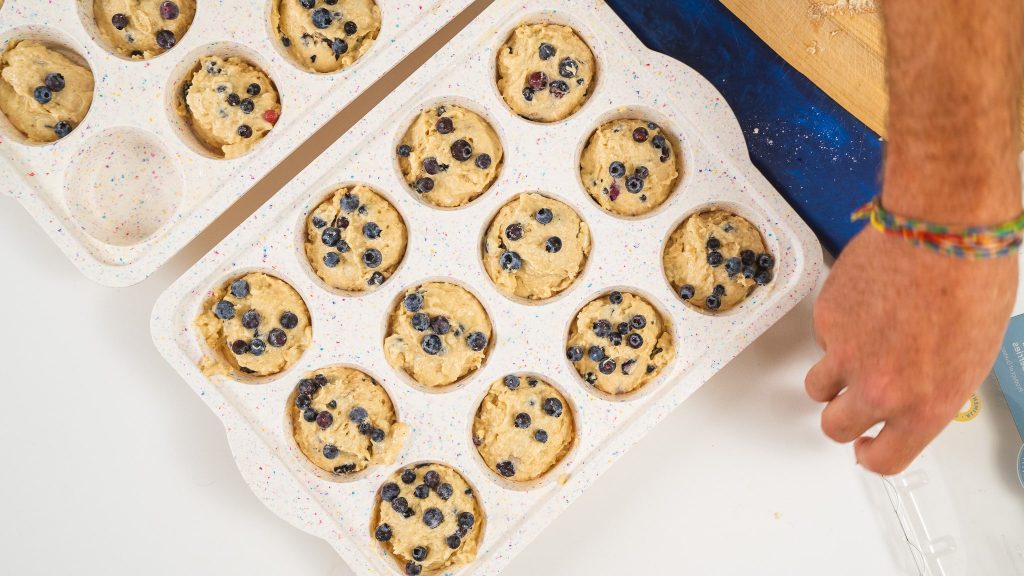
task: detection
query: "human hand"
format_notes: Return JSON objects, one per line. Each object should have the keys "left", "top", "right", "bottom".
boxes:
{"left": 805, "top": 227, "right": 1017, "bottom": 475}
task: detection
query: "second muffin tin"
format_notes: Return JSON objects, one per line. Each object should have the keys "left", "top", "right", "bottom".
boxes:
{"left": 0, "top": 0, "right": 474, "bottom": 286}
{"left": 151, "top": 1, "right": 824, "bottom": 574}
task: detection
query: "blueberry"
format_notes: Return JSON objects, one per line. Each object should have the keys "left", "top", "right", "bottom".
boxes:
{"left": 430, "top": 315, "right": 450, "bottom": 335}
{"left": 545, "top": 237, "right": 562, "bottom": 253}
{"left": 505, "top": 223, "right": 524, "bottom": 241}
{"left": 528, "top": 70, "right": 549, "bottom": 90}
{"left": 214, "top": 300, "right": 235, "bottom": 320}
{"left": 404, "top": 292, "right": 424, "bottom": 312}
{"left": 413, "top": 484, "right": 430, "bottom": 499}
{"left": 374, "top": 524, "right": 392, "bottom": 542}
{"left": 606, "top": 161, "right": 627, "bottom": 180}
{"left": 227, "top": 93, "right": 241, "bottom": 106}
{"left": 566, "top": 346, "right": 584, "bottom": 362}
{"left": 707, "top": 237, "right": 722, "bottom": 251}
{"left": 713, "top": 284, "right": 726, "bottom": 296}
{"left": 363, "top": 222, "right": 381, "bottom": 239}
{"left": 331, "top": 38, "right": 348, "bottom": 57}
{"left": 741, "top": 250, "right": 756, "bottom": 266}
{"left": 322, "top": 227, "right": 341, "bottom": 247}
{"left": 457, "top": 512, "right": 475, "bottom": 529}
{"left": 412, "top": 547, "right": 428, "bottom": 561}
{"left": 326, "top": 400, "right": 337, "bottom": 410}
{"left": 539, "top": 42, "right": 557, "bottom": 60}
{"left": 237, "top": 125, "right": 253, "bottom": 138}
{"left": 534, "top": 429, "right": 548, "bottom": 443}
{"left": 609, "top": 333, "right": 623, "bottom": 347}
{"left": 423, "top": 470, "right": 440, "bottom": 488}
{"left": 588, "top": 345, "right": 605, "bottom": 362}
{"left": 312, "top": 8, "right": 333, "bottom": 29}
{"left": 504, "top": 374, "right": 521, "bottom": 390}
{"left": 401, "top": 470, "right": 417, "bottom": 485}
{"left": 397, "top": 144, "right": 412, "bottom": 157}
{"left": 340, "top": 193, "right": 360, "bottom": 212}
{"left": 609, "top": 291, "right": 623, "bottom": 304}
{"left": 446, "top": 535, "right": 462, "bottom": 549}
{"left": 371, "top": 427, "right": 386, "bottom": 442}
{"left": 514, "top": 413, "right": 532, "bottom": 428}
{"left": 475, "top": 153, "right": 492, "bottom": 169}
{"left": 240, "top": 99, "right": 255, "bottom": 114}
{"left": 677, "top": 284, "right": 696, "bottom": 301}
{"left": 33, "top": 86, "right": 52, "bottom": 105}
{"left": 535, "top": 208, "right": 553, "bottom": 224}
{"left": 332, "top": 463, "right": 354, "bottom": 474}
{"left": 755, "top": 269, "right": 774, "bottom": 286}
{"left": 707, "top": 251, "right": 724, "bottom": 267}
{"left": 363, "top": 249, "right": 383, "bottom": 268}
{"left": 295, "top": 394, "right": 312, "bottom": 409}
{"left": 44, "top": 73, "right": 65, "bottom": 92}
{"left": 632, "top": 127, "right": 649, "bottom": 143}
{"left": 323, "top": 252, "right": 341, "bottom": 268}
{"left": 299, "top": 0, "right": 314, "bottom": 7}
{"left": 314, "top": 374, "right": 329, "bottom": 388}
{"left": 652, "top": 135, "right": 667, "bottom": 149}
{"left": 322, "top": 444, "right": 339, "bottom": 459}
{"left": 622, "top": 359, "right": 637, "bottom": 375}
{"left": 558, "top": 57, "right": 579, "bottom": 78}
{"left": 592, "top": 319, "right": 612, "bottom": 337}
{"left": 496, "top": 460, "right": 515, "bottom": 478}
{"left": 246, "top": 83, "right": 261, "bottom": 97}
{"left": 436, "top": 483, "right": 453, "bottom": 500}
{"left": 241, "top": 310, "right": 260, "bottom": 329}
{"left": 301, "top": 408, "right": 317, "bottom": 422}
{"left": 349, "top": 406, "right": 368, "bottom": 423}
{"left": 267, "top": 328, "right": 287, "bottom": 348}
{"left": 392, "top": 496, "right": 410, "bottom": 513}
{"left": 155, "top": 30, "right": 177, "bottom": 49}
{"left": 625, "top": 176, "right": 645, "bottom": 193}
{"left": 630, "top": 314, "right": 647, "bottom": 330}
{"left": 599, "top": 358, "right": 617, "bottom": 375}
{"left": 53, "top": 121, "right": 73, "bottom": 138}
{"left": 316, "top": 411, "right": 333, "bottom": 429}
{"left": 436, "top": 117, "right": 454, "bottom": 134}
{"left": 742, "top": 265, "right": 757, "bottom": 279}
{"left": 522, "top": 87, "right": 535, "bottom": 102}
{"left": 725, "top": 257, "right": 742, "bottom": 277}
{"left": 422, "top": 508, "right": 444, "bottom": 529}
{"left": 705, "top": 295, "right": 722, "bottom": 310}
{"left": 617, "top": 322, "right": 630, "bottom": 335}
{"left": 450, "top": 139, "right": 473, "bottom": 162}
{"left": 344, "top": 21, "right": 358, "bottom": 35}
{"left": 381, "top": 483, "right": 400, "bottom": 502}
{"left": 405, "top": 562, "right": 422, "bottom": 576}
{"left": 422, "top": 156, "right": 442, "bottom": 175}
{"left": 628, "top": 333, "right": 644, "bottom": 349}
{"left": 160, "top": 1, "right": 179, "bottom": 19}
{"left": 758, "top": 253, "right": 775, "bottom": 270}
{"left": 336, "top": 239, "right": 350, "bottom": 254}
{"left": 280, "top": 312, "right": 299, "bottom": 330}
{"left": 414, "top": 177, "right": 434, "bottom": 194}
{"left": 500, "top": 251, "right": 522, "bottom": 271}
{"left": 543, "top": 397, "right": 563, "bottom": 417}
{"left": 231, "top": 340, "right": 250, "bottom": 355}
{"left": 549, "top": 80, "right": 569, "bottom": 98}
{"left": 421, "top": 334, "right": 443, "bottom": 356}
{"left": 112, "top": 13, "right": 129, "bottom": 30}
{"left": 411, "top": 313, "right": 430, "bottom": 331}
{"left": 466, "top": 331, "right": 488, "bottom": 352}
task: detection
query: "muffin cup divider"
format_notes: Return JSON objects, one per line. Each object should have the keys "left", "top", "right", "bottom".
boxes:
{"left": 152, "top": 1, "right": 824, "bottom": 574}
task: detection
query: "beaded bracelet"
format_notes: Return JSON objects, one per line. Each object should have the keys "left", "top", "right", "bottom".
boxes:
{"left": 852, "top": 196, "right": 1024, "bottom": 259}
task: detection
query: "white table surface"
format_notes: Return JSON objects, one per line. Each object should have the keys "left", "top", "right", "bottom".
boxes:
{"left": 2, "top": 190, "right": 939, "bottom": 575}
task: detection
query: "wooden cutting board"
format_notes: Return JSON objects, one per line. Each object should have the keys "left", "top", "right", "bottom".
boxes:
{"left": 721, "top": 0, "right": 1024, "bottom": 140}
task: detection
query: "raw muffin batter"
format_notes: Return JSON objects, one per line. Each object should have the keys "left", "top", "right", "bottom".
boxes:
{"left": 566, "top": 291, "right": 675, "bottom": 395}
{"left": 663, "top": 210, "right": 776, "bottom": 312}
{"left": 396, "top": 105, "right": 503, "bottom": 208}
{"left": 473, "top": 374, "right": 575, "bottom": 481}
{"left": 482, "top": 193, "right": 591, "bottom": 300}
{"left": 305, "top": 185, "right": 406, "bottom": 291}
{"left": 93, "top": 0, "right": 196, "bottom": 59}
{"left": 372, "top": 463, "right": 483, "bottom": 575}
{"left": 178, "top": 56, "right": 282, "bottom": 159}
{"left": 289, "top": 366, "right": 408, "bottom": 475}
{"left": 273, "top": 0, "right": 381, "bottom": 73}
{"left": 384, "top": 282, "right": 492, "bottom": 388}
{"left": 196, "top": 273, "right": 312, "bottom": 377}
{"left": 0, "top": 41, "right": 93, "bottom": 143}
{"left": 580, "top": 119, "right": 680, "bottom": 217}
{"left": 496, "top": 23, "right": 596, "bottom": 123}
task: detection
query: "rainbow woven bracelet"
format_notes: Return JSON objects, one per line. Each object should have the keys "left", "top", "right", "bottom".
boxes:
{"left": 852, "top": 196, "right": 1024, "bottom": 259}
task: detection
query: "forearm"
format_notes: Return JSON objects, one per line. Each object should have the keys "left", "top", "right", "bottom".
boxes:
{"left": 882, "top": 0, "right": 1024, "bottom": 225}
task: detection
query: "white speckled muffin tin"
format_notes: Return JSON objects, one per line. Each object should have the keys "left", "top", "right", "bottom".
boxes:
{"left": 0, "top": 0, "right": 474, "bottom": 287}
{"left": 151, "top": 1, "right": 824, "bottom": 574}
